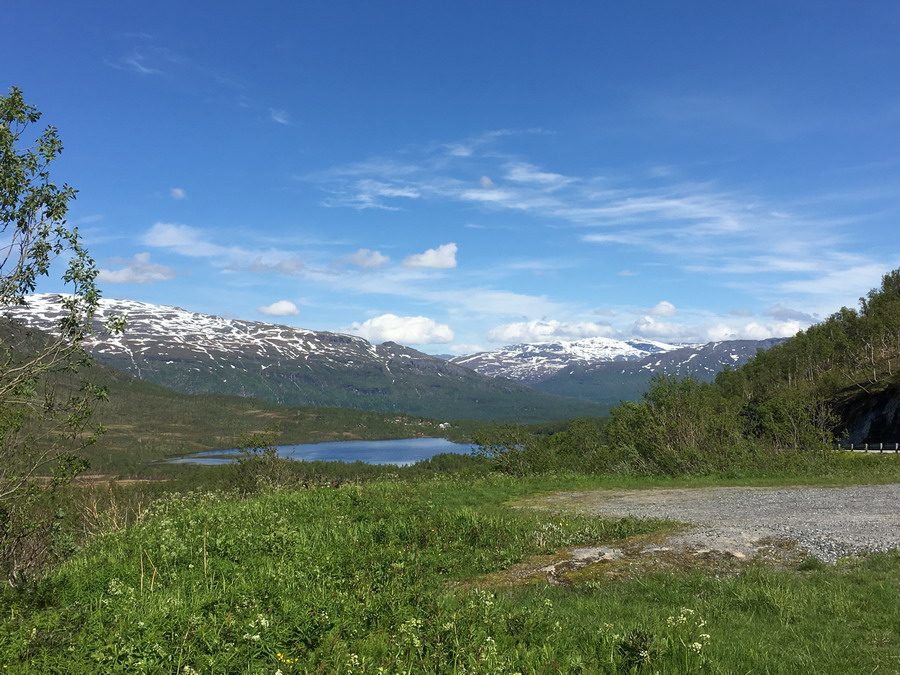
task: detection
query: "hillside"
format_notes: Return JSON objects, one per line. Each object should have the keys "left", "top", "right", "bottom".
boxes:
{"left": 3, "top": 295, "right": 602, "bottom": 423}
{"left": 598, "top": 269, "right": 900, "bottom": 474}
{"left": 0, "top": 318, "right": 484, "bottom": 472}
{"left": 710, "top": 271, "right": 900, "bottom": 444}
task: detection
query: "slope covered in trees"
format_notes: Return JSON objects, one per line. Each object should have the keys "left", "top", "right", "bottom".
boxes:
{"left": 479, "top": 270, "right": 900, "bottom": 475}
{"left": 603, "top": 269, "right": 900, "bottom": 473}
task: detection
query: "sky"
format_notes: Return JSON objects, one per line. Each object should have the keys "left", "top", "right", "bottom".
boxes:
{"left": 5, "top": 2, "right": 900, "bottom": 353}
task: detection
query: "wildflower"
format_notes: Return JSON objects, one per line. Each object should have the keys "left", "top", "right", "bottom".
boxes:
{"left": 691, "top": 642, "right": 703, "bottom": 653}
{"left": 639, "top": 649, "right": 651, "bottom": 662}
{"left": 699, "top": 633, "right": 710, "bottom": 642}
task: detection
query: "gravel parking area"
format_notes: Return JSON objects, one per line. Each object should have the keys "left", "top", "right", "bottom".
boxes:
{"left": 527, "top": 483, "right": 900, "bottom": 563}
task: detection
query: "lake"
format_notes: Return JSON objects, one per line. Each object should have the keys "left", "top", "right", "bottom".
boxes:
{"left": 171, "top": 437, "right": 472, "bottom": 466}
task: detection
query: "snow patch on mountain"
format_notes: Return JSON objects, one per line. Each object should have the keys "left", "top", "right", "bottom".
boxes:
{"left": 2, "top": 293, "right": 376, "bottom": 368}
{"left": 449, "top": 337, "right": 680, "bottom": 383}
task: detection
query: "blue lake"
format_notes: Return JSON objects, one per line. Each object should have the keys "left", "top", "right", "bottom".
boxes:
{"left": 171, "top": 437, "right": 472, "bottom": 466}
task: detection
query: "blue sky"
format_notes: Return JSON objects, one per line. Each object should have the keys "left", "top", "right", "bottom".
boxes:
{"left": 6, "top": 2, "right": 900, "bottom": 352}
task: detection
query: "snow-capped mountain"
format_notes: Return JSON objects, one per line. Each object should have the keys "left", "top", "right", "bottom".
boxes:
{"left": 449, "top": 337, "right": 683, "bottom": 383}
{"left": 446, "top": 336, "right": 786, "bottom": 405}
{"left": 6, "top": 294, "right": 388, "bottom": 377}
{"left": 533, "top": 339, "right": 787, "bottom": 405}
{"left": 2, "top": 294, "right": 601, "bottom": 422}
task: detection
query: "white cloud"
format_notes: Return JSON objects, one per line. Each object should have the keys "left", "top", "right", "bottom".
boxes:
{"left": 356, "top": 179, "right": 420, "bottom": 199}
{"left": 461, "top": 187, "right": 517, "bottom": 204}
{"left": 479, "top": 175, "right": 495, "bottom": 189}
{"left": 487, "top": 319, "right": 614, "bottom": 344}
{"left": 322, "top": 178, "right": 423, "bottom": 210}
{"left": 649, "top": 301, "right": 677, "bottom": 316}
{"left": 705, "top": 320, "right": 801, "bottom": 341}
{"left": 106, "top": 50, "right": 162, "bottom": 75}
{"left": 350, "top": 314, "right": 454, "bottom": 345}
{"left": 628, "top": 316, "right": 695, "bottom": 341}
{"left": 446, "top": 144, "right": 473, "bottom": 157}
{"left": 504, "top": 162, "right": 574, "bottom": 189}
{"left": 779, "top": 264, "right": 887, "bottom": 296}
{"left": 97, "top": 252, "right": 176, "bottom": 284}
{"left": 403, "top": 243, "right": 458, "bottom": 269}
{"left": 170, "top": 187, "right": 186, "bottom": 199}
{"left": 270, "top": 108, "right": 290, "bottom": 125}
{"left": 142, "top": 222, "right": 230, "bottom": 257}
{"left": 257, "top": 300, "right": 300, "bottom": 316}
{"left": 142, "top": 222, "right": 312, "bottom": 277}
{"left": 764, "top": 304, "right": 816, "bottom": 322}
{"left": 627, "top": 315, "right": 803, "bottom": 343}
{"left": 343, "top": 248, "right": 389, "bottom": 268}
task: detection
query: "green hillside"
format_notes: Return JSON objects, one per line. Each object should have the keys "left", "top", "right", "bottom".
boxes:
{"left": 600, "top": 269, "right": 900, "bottom": 473}
{"left": 0, "top": 319, "right": 482, "bottom": 472}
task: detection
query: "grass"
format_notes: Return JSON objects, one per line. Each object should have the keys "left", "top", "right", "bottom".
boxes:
{"left": 2, "top": 469, "right": 899, "bottom": 673}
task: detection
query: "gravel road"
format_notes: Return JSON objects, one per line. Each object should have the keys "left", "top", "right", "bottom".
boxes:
{"left": 529, "top": 483, "right": 900, "bottom": 563}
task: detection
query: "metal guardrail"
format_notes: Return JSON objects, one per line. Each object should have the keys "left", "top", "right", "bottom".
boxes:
{"left": 841, "top": 442, "right": 900, "bottom": 453}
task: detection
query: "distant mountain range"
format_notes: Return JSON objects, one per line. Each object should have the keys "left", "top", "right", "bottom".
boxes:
{"left": 450, "top": 338, "right": 786, "bottom": 405}
{"left": 5, "top": 295, "right": 786, "bottom": 419}
{"left": 448, "top": 337, "right": 682, "bottom": 383}
{"left": 3, "top": 295, "right": 602, "bottom": 423}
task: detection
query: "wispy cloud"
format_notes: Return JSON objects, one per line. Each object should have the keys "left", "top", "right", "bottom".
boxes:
{"left": 106, "top": 50, "right": 162, "bottom": 75}
{"left": 305, "top": 130, "right": 900, "bottom": 321}
{"left": 98, "top": 252, "right": 176, "bottom": 284}
{"left": 270, "top": 108, "right": 291, "bottom": 125}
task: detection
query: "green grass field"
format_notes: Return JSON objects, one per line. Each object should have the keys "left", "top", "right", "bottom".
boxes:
{"left": 2, "top": 463, "right": 899, "bottom": 673}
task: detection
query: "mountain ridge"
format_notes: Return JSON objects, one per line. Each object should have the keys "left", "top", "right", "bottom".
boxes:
{"left": 3, "top": 294, "right": 602, "bottom": 423}
{"left": 448, "top": 336, "right": 682, "bottom": 383}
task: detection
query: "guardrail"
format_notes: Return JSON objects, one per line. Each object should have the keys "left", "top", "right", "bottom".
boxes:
{"left": 841, "top": 442, "right": 900, "bottom": 453}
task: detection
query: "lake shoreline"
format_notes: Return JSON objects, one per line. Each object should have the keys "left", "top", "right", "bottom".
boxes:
{"left": 169, "top": 436, "right": 473, "bottom": 466}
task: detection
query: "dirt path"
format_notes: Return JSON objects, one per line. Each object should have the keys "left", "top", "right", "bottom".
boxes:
{"left": 507, "top": 484, "right": 900, "bottom": 584}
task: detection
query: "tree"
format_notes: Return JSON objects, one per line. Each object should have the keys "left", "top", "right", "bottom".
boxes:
{"left": 0, "top": 87, "right": 120, "bottom": 585}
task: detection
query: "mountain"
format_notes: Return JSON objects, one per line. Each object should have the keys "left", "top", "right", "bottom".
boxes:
{"left": 2, "top": 295, "right": 602, "bottom": 423}
{"left": 448, "top": 337, "right": 680, "bottom": 383}
{"left": 447, "top": 337, "right": 785, "bottom": 406}
{"left": 0, "top": 317, "right": 491, "bottom": 471}
{"left": 532, "top": 339, "right": 786, "bottom": 405}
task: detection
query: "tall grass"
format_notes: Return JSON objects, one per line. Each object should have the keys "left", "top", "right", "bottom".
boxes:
{"left": 2, "top": 474, "right": 898, "bottom": 673}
